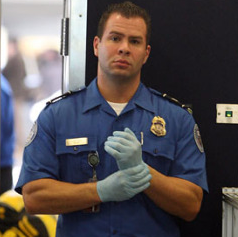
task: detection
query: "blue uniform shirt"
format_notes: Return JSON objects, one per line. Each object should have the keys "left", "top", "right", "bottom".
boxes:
{"left": 1, "top": 74, "right": 15, "bottom": 167}
{"left": 16, "top": 78, "right": 208, "bottom": 237}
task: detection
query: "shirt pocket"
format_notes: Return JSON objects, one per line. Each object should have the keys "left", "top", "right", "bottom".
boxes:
{"left": 140, "top": 133, "right": 175, "bottom": 175}
{"left": 56, "top": 136, "right": 97, "bottom": 183}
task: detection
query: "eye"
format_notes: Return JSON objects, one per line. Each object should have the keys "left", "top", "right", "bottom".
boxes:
{"left": 111, "top": 36, "right": 120, "bottom": 42}
{"left": 130, "top": 39, "right": 141, "bottom": 45}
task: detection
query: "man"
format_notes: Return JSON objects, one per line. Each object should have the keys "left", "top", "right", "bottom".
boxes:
{"left": 1, "top": 74, "right": 15, "bottom": 194}
{"left": 16, "top": 2, "right": 208, "bottom": 236}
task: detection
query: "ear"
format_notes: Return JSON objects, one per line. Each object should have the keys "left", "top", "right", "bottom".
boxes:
{"left": 93, "top": 36, "right": 100, "bottom": 57}
{"left": 143, "top": 45, "right": 151, "bottom": 64}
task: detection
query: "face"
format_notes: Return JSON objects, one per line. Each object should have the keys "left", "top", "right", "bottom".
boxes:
{"left": 93, "top": 13, "right": 151, "bottom": 82}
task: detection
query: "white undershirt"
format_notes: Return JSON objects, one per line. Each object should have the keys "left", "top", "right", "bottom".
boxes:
{"left": 107, "top": 101, "right": 128, "bottom": 116}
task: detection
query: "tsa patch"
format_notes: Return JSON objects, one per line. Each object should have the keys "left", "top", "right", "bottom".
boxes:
{"left": 194, "top": 124, "right": 204, "bottom": 153}
{"left": 25, "top": 122, "right": 38, "bottom": 147}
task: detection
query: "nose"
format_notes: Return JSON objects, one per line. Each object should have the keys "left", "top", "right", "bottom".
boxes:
{"left": 118, "top": 41, "right": 130, "bottom": 56}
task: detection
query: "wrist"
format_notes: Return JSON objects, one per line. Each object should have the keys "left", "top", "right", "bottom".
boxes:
{"left": 96, "top": 180, "right": 107, "bottom": 202}
{"left": 117, "top": 159, "right": 144, "bottom": 170}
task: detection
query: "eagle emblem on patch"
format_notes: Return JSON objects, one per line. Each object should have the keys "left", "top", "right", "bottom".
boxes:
{"left": 194, "top": 124, "right": 204, "bottom": 153}
{"left": 25, "top": 122, "right": 38, "bottom": 147}
{"left": 150, "top": 116, "right": 166, "bottom": 137}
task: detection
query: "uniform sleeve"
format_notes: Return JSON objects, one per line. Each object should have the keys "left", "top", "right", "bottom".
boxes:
{"left": 170, "top": 112, "right": 208, "bottom": 192}
{"left": 1, "top": 80, "right": 15, "bottom": 167}
{"left": 15, "top": 107, "right": 59, "bottom": 194}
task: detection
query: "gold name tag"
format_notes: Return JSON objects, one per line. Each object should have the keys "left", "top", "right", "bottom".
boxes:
{"left": 65, "top": 137, "right": 88, "bottom": 146}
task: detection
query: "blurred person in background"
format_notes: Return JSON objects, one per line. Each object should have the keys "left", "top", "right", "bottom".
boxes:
{"left": 36, "top": 49, "right": 62, "bottom": 99}
{"left": 2, "top": 38, "right": 27, "bottom": 98}
{"left": 2, "top": 37, "right": 27, "bottom": 158}
{"left": 1, "top": 74, "right": 15, "bottom": 194}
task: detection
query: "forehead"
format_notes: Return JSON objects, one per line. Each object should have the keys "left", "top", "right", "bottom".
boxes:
{"left": 103, "top": 13, "right": 147, "bottom": 38}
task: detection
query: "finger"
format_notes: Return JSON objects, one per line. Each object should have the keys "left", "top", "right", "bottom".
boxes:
{"left": 107, "top": 136, "right": 131, "bottom": 147}
{"left": 128, "top": 166, "right": 150, "bottom": 182}
{"left": 124, "top": 127, "right": 136, "bottom": 137}
{"left": 124, "top": 128, "right": 138, "bottom": 142}
{"left": 123, "top": 164, "right": 145, "bottom": 175}
{"left": 104, "top": 144, "right": 122, "bottom": 159}
{"left": 132, "top": 182, "right": 151, "bottom": 193}
{"left": 105, "top": 140, "right": 125, "bottom": 152}
{"left": 104, "top": 141, "right": 131, "bottom": 158}
{"left": 129, "top": 174, "right": 152, "bottom": 188}
{"left": 113, "top": 130, "right": 134, "bottom": 141}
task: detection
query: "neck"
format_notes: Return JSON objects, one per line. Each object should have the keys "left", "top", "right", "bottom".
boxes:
{"left": 97, "top": 74, "right": 140, "bottom": 103}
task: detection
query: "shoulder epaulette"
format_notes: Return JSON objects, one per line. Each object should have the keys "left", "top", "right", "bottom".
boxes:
{"left": 149, "top": 88, "right": 192, "bottom": 114}
{"left": 46, "top": 88, "right": 84, "bottom": 105}
{"left": 161, "top": 93, "right": 193, "bottom": 114}
{"left": 46, "top": 91, "right": 73, "bottom": 105}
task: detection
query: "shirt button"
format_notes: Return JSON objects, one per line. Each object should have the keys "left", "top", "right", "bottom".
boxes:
{"left": 153, "top": 148, "right": 158, "bottom": 154}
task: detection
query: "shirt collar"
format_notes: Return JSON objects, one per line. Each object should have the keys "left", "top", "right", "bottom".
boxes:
{"left": 130, "top": 83, "right": 154, "bottom": 113}
{"left": 82, "top": 78, "right": 104, "bottom": 113}
{"left": 83, "top": 78, "right": 154, "bottom": 114}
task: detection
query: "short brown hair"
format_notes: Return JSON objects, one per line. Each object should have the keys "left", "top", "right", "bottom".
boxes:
{"left": 97, "top": 1, "right": 151, "bottom": 45}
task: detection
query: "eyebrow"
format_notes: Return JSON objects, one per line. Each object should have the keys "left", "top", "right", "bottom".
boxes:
{"left": 109, "top": 31, "right": 143, "bottom": 40}
{"left": 109, "top": 31, "right": 124, "bottom": 37}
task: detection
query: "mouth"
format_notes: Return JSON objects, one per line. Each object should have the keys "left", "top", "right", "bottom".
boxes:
{"left": 114, "top": 59, "right": 131, "bottom": 67}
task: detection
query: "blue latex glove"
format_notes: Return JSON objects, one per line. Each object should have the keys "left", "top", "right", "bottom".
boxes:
{"left": 105, "top": 128, "right": 143, "bottom": 170}
{"left": 97, "top": 163, "right": 151, "bottom": 202}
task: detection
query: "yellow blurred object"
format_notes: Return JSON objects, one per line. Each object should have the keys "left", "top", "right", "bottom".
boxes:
{"left": 0, "top": 190, "right": 57, "bottom": 237}
{"left": 0, "top": 191, "right": 24, "bottom": 212}
{"left": 36, "top": 215, "right": 57, "bottom": 237}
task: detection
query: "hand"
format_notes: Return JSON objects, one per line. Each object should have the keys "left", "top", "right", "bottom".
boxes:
{"left": 104, "top": 128, "right": 143, "bottom": 170}
{"left": 97, "top": 163, "right": 151, "bottom": 202}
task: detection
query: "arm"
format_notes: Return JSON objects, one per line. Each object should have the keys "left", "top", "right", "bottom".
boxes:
{"left": 22, "top": 178, "right": 100, "bottom": 215}
{"left": 22, "top": 164, "right": 151, "bottom": 215}
{"left": 105, "top": 128, "right": 204, "bottom": 221}
{"left": 144, "top": 166, "right": 203, "bottom": 221}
